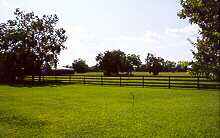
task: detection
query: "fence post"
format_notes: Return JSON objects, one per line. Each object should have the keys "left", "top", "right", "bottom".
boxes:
{"left": 169, "top": 76, "right": 171, "bottom": 89}
{"left": 32, "top": 75, "right": 34, "bottom": 84}
{"left": 84, "top": 75, "right": 86, "bottom": 85}
{"left": 120, "top": 76, "right": 122, "bottom": 87}
{"left": 142, "top": 76, "right": 144, "bottom": 88}
{"left": 197, "top": 77, "right": 200, "bottom": 90}
{"left": 101, "top": 76, "right": 103, "bottom": 86}
{"left": 69, "top": 75, "right": 71, "bottom": 84}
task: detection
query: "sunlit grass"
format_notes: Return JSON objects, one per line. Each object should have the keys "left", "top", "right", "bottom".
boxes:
{"left": 0, "top": 85, "right": 219, "bottom": 137}
{"left": 25, "top": 73, "right": 219, "bottom": 89}
{"left": 75, "top": 71, "right": 190, "bottom": 76}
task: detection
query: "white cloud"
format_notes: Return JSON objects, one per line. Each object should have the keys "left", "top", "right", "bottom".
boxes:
{"left": 164, "top": 28, "right": 179, "bottom": 35}
{"left": 2, "top": 1, "right": 9, "bottom": 7}
{"left": 61, "top": 26, "right": 87, "bottom": 44}
{"left": 144, "top": 30, "right": 163, "bottom": 41}
{"left": 165, "top": 24, "right": 199, "bottom": 38}
{"left": 180, "top": 24, "right": 200, "bottom": 38}
{"left": 82, "top": 33, "right": 105, "bottom": 44}
{"left": 58, "top": 25, "right": 199, "bottom": 66}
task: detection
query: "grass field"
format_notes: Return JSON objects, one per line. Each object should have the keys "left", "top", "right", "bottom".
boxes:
{"left": 0, "top": 84, "right": 219, "bottom": 137}
{"left": 75, "top": 72, "right": 190, "bottom": 76}
{"left": 26, "top": 72, "right": 219, "bottom": 90}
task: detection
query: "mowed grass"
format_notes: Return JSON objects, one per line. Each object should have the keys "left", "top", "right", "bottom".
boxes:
{"left": 0, "top": 85, "right": 219, "bottom": 137}
{"left": 75, "top": 72, "right": 190, "bottom": 76}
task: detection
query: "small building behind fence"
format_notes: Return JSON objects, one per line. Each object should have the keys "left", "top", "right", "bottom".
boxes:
{"left": 42, "top": 66, "right": 75, "bottom": 76}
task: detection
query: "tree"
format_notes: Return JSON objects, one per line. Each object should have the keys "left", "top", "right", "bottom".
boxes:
{"left": 0, "top": 9, "right": 67, "bottom": 82}
{"left": 187, "top": 60, "right": 203, "bottom": 76}
{"left": 96, "top": 49, "right": 125, "bottom": 76}
{"left": 122, "top": 54, "right": 142, "bottom": 75}
{"left": 176, "top": 61, "right": 189, "bottom": 72}
{"left": 89, "top": 65, "right": 101, "bottom": 72}
{"left": 177, "top": 0, "right": 220, "bottom": 79}
{"left": 145, "top": 53, "right": 163, "bottom": 75}
{"left": 162, "top": 60, "right": 176, "bottom": 72}
{"left": 139, "top": 64, "right": 148, "bottom": 72}
{"left": 72, "top": 58, "right": 89, "bottom": 73}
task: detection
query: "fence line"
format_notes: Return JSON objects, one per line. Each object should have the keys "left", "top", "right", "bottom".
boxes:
{"left": 25, "top": 75, "right": 220, "bottom": 90}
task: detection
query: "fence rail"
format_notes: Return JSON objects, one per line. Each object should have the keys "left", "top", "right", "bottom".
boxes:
{"left": 25, "top": 75, "right": 220, "bottom": 90}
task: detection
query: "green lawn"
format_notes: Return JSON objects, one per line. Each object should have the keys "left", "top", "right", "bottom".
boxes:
{"left": 29, "top": 73, "right": 219, "bottom": 90}
{"left": 0, "top": 85, "right": 219, "bottom": 137}
{"left": 75, "top": 71, "right": 190, "bottom": 76}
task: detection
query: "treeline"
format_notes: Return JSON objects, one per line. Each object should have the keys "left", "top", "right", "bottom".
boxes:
{"left": 71, "top": 49, "right": 189, "bottom": 76}
{"left": 72, "top": 0, "right": 220, "bottom": 80}
{"left": 0, "top": 9, "right": 67, "bottom": 83}
{"left": 1, "top": 0, "right": 219, "bottom": 83}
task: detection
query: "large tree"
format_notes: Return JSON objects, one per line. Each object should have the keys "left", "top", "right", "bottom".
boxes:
{"left": 161, "top": 60, "right": 177, "bottom": 72}
{"left": 122, "top": 54, "right": 142, "bottom": 75}
{"left": 177, "top": 0, "right": 220, "bottom": 79}
{"left": 0, "top": 9, "right": 67, "bottom": 82}
{"left": 145, "top": 53, "right": 163, "bottom": 75}
{"left": 96, "top": 50, "right": 125, "bottom": 76}
{"left": 176, "top": 61, "right": 189, "bottom": 72}
{"left": 72, "top": 58, "right": 89, "bottom": 73}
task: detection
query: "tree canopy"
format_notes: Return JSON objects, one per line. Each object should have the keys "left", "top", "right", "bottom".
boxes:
{"left": 96, "top": 50, "right": 125, "bottom": 76}
{"left": 123, "top": 54, "right": 142, "bottom": 75}
{"left": 145, "top": 53, "right": 164, "bottom": 75}
{"left": 0, "top": 9, "right": 67, "bottom": 82}
{"left": 72, "top": 58, "right": 89, "bottom": 73}
{"left": 95, "top": 50, "right": 187, "bottom": 76}
{"left": 178, "top": 0, "right": 220, "bottom": 79}
{"left": 96, "top": 50, "right": 145, "bottom": 76}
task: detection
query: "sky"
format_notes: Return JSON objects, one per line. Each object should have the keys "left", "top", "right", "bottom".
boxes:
{"left": 0, "top": 0, "right": 200, "bottom": 66}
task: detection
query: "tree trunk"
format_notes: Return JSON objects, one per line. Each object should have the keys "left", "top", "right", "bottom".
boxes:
{"left": 38, "top": 68, "right": 41, "bottom": 82}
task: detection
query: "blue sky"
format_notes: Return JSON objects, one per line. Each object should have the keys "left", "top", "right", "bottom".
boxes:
{"left": 0, "top": 0, "right": 199, "bottom": 66}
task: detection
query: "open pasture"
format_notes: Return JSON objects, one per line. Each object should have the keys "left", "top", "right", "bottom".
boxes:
{"left": 0, "top": 85, "right": 219, "bottom": 137}
{"left": 26, "top": 73, "right": 220, "bottom": 89}
{"left": 75, "top": 72, "right": 190, "bottom": 76}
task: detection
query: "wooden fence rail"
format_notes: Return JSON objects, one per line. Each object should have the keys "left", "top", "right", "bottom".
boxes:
{"left": 25, "top": 75, "right": 220, "bottom": 90}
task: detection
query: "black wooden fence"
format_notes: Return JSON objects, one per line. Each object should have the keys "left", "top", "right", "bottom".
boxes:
{"left": 26, "top": 75, "right": 220, "bottom": 90}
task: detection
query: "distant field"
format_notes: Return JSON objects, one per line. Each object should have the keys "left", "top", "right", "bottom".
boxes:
{"left": 25, "top": 71, "right": 219, "bottom": 90}
{"left": 75, "top": 72, "right": 190, "bottom": 76}
{"left": 0, "top": 85, "right": 219, "bottom": 137}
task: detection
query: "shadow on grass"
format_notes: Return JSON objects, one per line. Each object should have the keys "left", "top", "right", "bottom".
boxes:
{"left": 0, "top": 81, "right": 75, "bottom": 88}
{"left": 0, "top": 110, "right": 51, "bottom": 129}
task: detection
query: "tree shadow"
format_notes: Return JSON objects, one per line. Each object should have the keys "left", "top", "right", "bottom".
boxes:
{"left": 0, "top": 81, "right": 73, "bottom": 88}
{"left": 104, "top": 74, "right": 135, "bottom": 77}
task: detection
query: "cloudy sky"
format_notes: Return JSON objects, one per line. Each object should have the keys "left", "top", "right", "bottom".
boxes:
{"left": 0, "top": 0, "right": 200, "bottom": 66}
